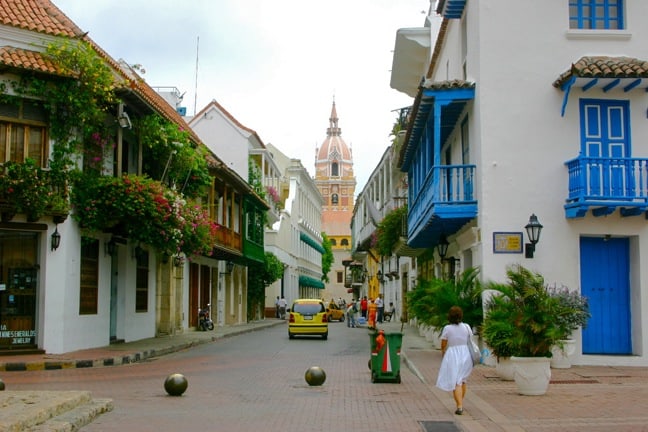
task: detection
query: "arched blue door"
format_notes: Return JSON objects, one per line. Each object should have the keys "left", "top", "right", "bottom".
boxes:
{"left": 580, "top": 236, "right": 631, "bottom": 354}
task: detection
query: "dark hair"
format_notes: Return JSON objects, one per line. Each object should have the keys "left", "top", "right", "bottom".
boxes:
{"left": 448, "top": 306, "right": 463, "bottom": 324}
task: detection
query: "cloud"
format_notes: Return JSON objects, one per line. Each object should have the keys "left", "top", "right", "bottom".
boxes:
{"left": 53, "top": 0, "right": 429, "bottom": 190}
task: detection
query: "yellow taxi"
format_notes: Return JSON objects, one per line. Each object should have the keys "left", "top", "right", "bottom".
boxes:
{"left": 288, "top": 299, "right": 328, "bottom": 340}
{"left": 326, "top": 302, "right": 346, "bottom": 322}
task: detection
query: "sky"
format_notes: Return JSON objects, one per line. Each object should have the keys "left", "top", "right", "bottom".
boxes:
{"left": 52, "top": 0, "right": 431, "bottom": 192}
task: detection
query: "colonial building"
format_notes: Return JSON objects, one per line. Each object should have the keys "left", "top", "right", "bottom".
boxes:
{"left": 350, "top": 132, "right": 419, "bottom": 321}
{"left": 391, "top": 0, "right": 648, "bottom": 366}
{"left": 188, "top": 100, "right": 279, "bottom": 321}
{"left": 0, "top": 0, "right": 263, "bottom": 354}
{"left": 265, "top": 143, "right": 325, "bottom": 309}
{"left": 314, "top": 101, "right": 356, "bottom": 301}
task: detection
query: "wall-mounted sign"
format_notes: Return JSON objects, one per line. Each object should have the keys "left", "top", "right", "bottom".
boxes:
{"left": 493, "top": 232, "right": 523, "bottom": 254}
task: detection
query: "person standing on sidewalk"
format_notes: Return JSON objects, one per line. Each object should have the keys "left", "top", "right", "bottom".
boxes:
{"left": 346, "top": 300, "right": 357, "bottom": 328}
{"left": 360, "top": 296, "right": 368, "bottom": 319}
{"left": 436, "top": 306, "right": 473, "bottom": 415}
{"left": 376, "top": 294, "right": 384, "bottom": 323}
{"left": 367, "top": 299, "right": 377, "bottom": 329}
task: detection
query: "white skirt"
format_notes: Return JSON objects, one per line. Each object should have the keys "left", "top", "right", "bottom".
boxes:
{"left": 436, "top": 345, "right": 473, "bottom": 391}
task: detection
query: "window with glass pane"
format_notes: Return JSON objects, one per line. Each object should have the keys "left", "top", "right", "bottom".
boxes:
{"left": 569, "top": 0, "right": 624, "bottom": 29}
{"left": 1, "top": 100, "right": 47, "bottom": 165}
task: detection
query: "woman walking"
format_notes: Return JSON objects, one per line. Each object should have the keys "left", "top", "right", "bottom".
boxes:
{"left": 436, "top": 306, "right": 474, "bottom": 415}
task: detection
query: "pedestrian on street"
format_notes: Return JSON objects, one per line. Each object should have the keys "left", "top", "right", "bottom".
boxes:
{"left": 436, "top": 306, "right": 473, "bottom": 415}
{"left": 275, "top": 296, "right": 280, "bottom": 318}
{"left": 277, "top": 297, "right": 287, "bottom": 319}
{"left": 360, "top": 296, "right": 368, "bottom": 319}
{"left": 376, "top": 294, "right": 384, "bottom": 323}
{"left": 367, "top": 299, "right": 377, "bottom": 329}
{"left": 346, "top": 300, "right": 357, "bottom": 328}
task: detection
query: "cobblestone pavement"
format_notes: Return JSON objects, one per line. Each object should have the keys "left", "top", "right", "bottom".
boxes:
{"left": 2, "top": 319, "right": 648, "bottom": 431}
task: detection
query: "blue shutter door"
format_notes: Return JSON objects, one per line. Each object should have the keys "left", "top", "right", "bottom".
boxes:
{"left": 580, "top": 236, "right": 632, "bottom": 354}
{"left": 580, "top": 99, "right": 631, "bottom": 198}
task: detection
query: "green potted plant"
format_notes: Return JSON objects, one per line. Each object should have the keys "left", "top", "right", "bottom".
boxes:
{"left": 481, "top": 265, "right": 566, "bottom": 394}
{"left": 406, "top": 267, "right": 483, "bottom": 346}
{"left": 548, "top": 285, "right": 591, "bottom": 368}
{"left": 1, "top": 159, "right": 50, "bottom": 221}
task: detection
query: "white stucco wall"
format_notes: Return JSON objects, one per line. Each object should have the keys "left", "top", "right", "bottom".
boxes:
{"left": 422, "top": 0, "right": 648, "bottom": 366}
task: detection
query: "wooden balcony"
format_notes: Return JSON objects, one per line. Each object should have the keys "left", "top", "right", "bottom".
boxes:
{"left": 407, "top": 164, "right": 477, "bottom": 248}
{"left": 565, "top": 156, "right": 648, "bottom": 218}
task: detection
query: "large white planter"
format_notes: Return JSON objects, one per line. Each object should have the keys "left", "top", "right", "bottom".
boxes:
{"left": 511, "top": 356, "right": 551, "bottom": 396}
{"left": 495, "top": 356, "right": 515, "bottom": 381}
{"left": 550, "top": 339, "right": 576, "bottom": 369}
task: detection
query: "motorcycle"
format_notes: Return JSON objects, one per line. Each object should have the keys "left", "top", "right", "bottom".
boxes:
{"left": 198, "top": 304, "right": 214, "bottom": 331}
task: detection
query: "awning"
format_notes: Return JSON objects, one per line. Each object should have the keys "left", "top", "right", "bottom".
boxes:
{"left": 299, "top": 275, "right": 325, "bottom": 289}
{"left": 553, "top": 56, "right": 648, "bottom": 116}
{"left": 299, "top": 232, "right": 324, "bottom": 254}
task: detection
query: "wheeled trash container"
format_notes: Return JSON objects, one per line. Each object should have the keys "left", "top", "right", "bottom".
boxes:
{"left": 369, "top": 329, "right": 402, "bottom": 383}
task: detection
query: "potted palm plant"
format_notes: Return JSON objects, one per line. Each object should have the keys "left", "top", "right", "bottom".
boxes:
{"left": 481, "top": 265, "right": 570, "bottom": 395}
{"left": 406, "top": 267, "right": 483, "bottom": 349}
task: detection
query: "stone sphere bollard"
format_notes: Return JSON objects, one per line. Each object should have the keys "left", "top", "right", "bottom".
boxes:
{"left": 0, "top": 378, "right": 5, "bottom": 391}
{"left": 164, "top": 373, "right": 188, "bottom": 396}
{"left": 304, "top": 366, "right": 326, "bottom": 386}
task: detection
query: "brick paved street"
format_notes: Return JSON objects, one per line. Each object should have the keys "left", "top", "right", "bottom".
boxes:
{"left": 2, "top": 319, "right": 648, "bottom": 431}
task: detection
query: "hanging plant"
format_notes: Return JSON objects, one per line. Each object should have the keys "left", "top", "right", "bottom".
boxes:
{"left": 376, "top": 205, "right": 407, "bottom": 256}
{"left": 135, "top": 114, "right": 210, "bottom": 198}
{"left": 71, "top": 173, "right": 219, "bottom": 257}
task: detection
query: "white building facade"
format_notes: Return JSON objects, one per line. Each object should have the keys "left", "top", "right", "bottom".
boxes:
{"left": 391, "top": 0, "right": 648, "bottom": 366}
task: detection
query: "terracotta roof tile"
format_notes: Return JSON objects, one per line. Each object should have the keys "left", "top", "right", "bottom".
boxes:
{"left": 0, "top": 46, "right": 62, "bottom": 74}
{"left": 0, "top": 0, "right": 84, "bottom": 37}
{"left": 553, "top": 56, "right": 648, "bottom": 88}
{"left": 421, "top": 79, "right": 475, "bottom": 91}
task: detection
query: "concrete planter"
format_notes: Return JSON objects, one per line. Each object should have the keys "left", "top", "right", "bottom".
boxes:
{"left": 550, "top": 339, "right": 576, "bottom": 369}
{"left": 511, "top": 356, "right": 551, "bottom": 396}
{"left": 495, "top": 356, "right": 515, "bottom": 381}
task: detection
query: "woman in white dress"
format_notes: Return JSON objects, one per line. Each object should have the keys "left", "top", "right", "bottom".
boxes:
{"left": 436, "top": 306, "right": 473, "bottom": 415}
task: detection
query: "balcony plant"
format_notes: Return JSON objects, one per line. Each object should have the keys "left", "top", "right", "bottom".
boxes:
{"left": 0, "top": 159, "right": 50, "bottom": 221}
{"left": 71, "top": 173, "right": 219, "bottom": 258}
{"left": 376, "top": 205, "right": 407, "bottom": 257}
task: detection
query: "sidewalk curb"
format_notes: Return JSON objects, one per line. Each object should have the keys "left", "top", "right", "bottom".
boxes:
{"left": 0, "top": 320, "right": 285, "bottom": 373}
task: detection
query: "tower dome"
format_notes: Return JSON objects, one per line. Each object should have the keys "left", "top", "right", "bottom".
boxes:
{"left": 315, "top": 101, "right": 354, "bottom": 179}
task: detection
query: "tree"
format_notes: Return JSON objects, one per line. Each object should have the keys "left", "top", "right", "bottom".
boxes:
{"left": 321, "top": 232, "right": 333, "bottom": 283}
{"left": 261, "top": 252, "right": 284, "bottom": 287}
{"left": 247, "top": 252, "right": 284, "bottom": 321}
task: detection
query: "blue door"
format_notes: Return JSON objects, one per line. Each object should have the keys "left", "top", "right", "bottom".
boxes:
{"left": 580, "top": 99, "right": 632, "bottom": 198}
{"left": 580, "top": 237, "right": 631, "bottom": 354}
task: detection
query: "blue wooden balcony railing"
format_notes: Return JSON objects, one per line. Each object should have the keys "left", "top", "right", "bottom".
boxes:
{"left": 565, "top": 156, "right": 648, "bottom": 218}
{"left": 408, "top": 164, "right": 477, "bottom": 248}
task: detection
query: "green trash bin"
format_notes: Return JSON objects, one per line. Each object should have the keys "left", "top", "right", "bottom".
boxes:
{"left": 369, "top": 330, "right": 402, "bottom": 383}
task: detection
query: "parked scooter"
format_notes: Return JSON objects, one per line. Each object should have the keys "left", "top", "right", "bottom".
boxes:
{"left": 198, "top": 304, "right": 214, "bottom": 331}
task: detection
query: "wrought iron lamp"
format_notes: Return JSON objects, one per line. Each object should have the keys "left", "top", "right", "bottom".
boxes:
{"left": 524, "top": 214, "right": 543, "bottom": 258}
{"left": 224, "top": 261, "right": 235, "bottom": 274}
{"left": 118, "top": 111, "right": 132, "bottom": 129}
{"left": 105, "top": 237, "right": 117, "bottom": 256}
{"left": 50, "top": 227, "right": 61, "bottom": 251}
{"left": 437, "top": 234, "right": 449, "bottom": 259}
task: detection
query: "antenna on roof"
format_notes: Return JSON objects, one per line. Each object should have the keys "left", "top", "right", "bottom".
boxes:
{"left": 194, "top": 36, "right": 199, "bottom": 116}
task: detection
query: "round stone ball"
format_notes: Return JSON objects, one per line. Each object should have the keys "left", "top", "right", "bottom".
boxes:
{"left": 0, "top": 378, "right": 5, "bottom": 391}
{"left": 304, "top": 366, "right": 326, "bottom": 386}
{"left": 164, "top": 373, "right": 188, "bottom": 396}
